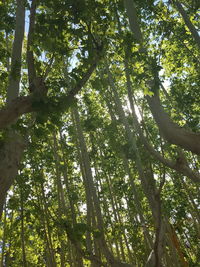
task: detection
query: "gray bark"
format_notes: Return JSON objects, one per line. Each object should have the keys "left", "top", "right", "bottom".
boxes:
{"left": 0, "top": 0, "right": 25, "bottom": 218}
{"left": 107, "top": 67, "right": 166, "bottom": 266}
{"left": 0, "top": 133, "right": 26, "bottom": 217}
{"left": 123, "top": 57, "right": 200, "bottom": 183}
{"left": 73, "top": 107, "right": 132, "bottom": 267}
{"left": 173, "top": 0, "right": 200, "bottom": 49}
{"left": 124, "top": 0, "right": 143, "bottom": 43}
{"left": 7, "top": 0, "right": 25, "bottom": 103}
{"left": 146, "top": 94, "right": 200, "bottom": 155}
{"left": 123, "top": 0, "right": 200, "bottom": 156}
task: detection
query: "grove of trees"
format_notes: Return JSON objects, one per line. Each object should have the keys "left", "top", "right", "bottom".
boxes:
{"left": 0, "top": 0, "right": 199, "bottom": 266}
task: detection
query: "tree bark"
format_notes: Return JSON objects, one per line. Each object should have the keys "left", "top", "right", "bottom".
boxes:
{"left": 20, "top": 188, "right": 27, "bottom": 267}
{"left": 146, "top": 94, "right": 200, "bottom": 155}
{"left": 107, "top": 66, "right": 166, "bottom": 266}
{"left": 7, "top": 0, "right": 25, "bottom": 103}
{"left": 0, "top": 133, "right": 26, "bottom": 217}
{"left": 173, "top": 0, "right": 200, "bottom": 50}
{"left": 123, "top": 0, "right": 200, "bottom": 156}
{"left": 0, "top": 0, "right": 25, "bottom": 217}
{"left": 73, "top": 107, "right": 132, "bottom": 267}
{"left": 123, "top": 56, "right": 200, "bottom": 183}
{"left": 124, "top": 0, "right": 143, "bottom": 43}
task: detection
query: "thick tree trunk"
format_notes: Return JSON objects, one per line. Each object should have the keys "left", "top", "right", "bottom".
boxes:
{"left": 124, "top": 0, "right": 143, "bottom": 43}
{"left": 0, "top": 0, "right": 25, "bottom": 218}
{"left": 0, "top": 133, "right": 26, "bottom": 217}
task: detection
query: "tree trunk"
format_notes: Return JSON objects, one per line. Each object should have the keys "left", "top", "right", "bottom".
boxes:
{"left": 0, "top": 133, "right": 26, "bottom": 218}
{"left": 39, "top": 182, "right": 57, "bottom": 267}
{"left": 7, "top": 0, "right": 25, "bottom": 103}
{"left": 0, "top": 204, "right": 7, "bottom": 267}
{"left": 173, "top": 0, "right": 200, "bottom": 49}
{"left": 123, "top": 0, "right": 200, "bottom": 156}
{"left": 107, "top": 67, "right": 166, "bottom": 266}
{"left": 0, "top": 0, "right": 25, "bottom": 218}
{"left": 73, "top": 106, "right": 132, "bottom": 267}
{"left": 20, "top": 189, "right": 27, "bottom": 267}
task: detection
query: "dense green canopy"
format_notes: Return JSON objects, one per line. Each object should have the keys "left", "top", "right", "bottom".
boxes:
{"left": 0, "top": 0, "right": 199, "bottom": 266}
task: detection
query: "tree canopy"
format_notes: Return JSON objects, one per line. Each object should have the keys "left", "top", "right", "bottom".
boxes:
{"left": 0, "top": 0, "right": 199, "bottom": 266}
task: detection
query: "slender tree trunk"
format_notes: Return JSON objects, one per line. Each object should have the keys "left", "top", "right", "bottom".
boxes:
{"left": 20, "top": 189, "right": 27, "bottom": 267}
{"left": 52, "top": 134, "right": 67, "bottom": 267}
{"left": 7, "top": 0, "right": 25, "bottom": 103}
{"left": 123, "top": 0, "right": 200, "bottom": 156}
{"left": 121, "top": 154, "right": 153, "bottom": 250}
{"left": 59, "top": 132, "right": 84, "bottom": 266}
{"left": 0, "top": 204, "right": 7, "bottom": 267}
{"left": 39, "top": 182, "right": 57, "bottom": 267}
{"left": 107, "top": 67, "right": 166, "bottom": 266}
{"left": 168, "top": 224, "right": 189, "bottom": 267}
{"left": 73, "top": 107, "right": 132, "bottom": 267}
{"left": 173, "top": 0, "right": 200, "bottom": 49}
{"left": 124, "top": 55, "right": 200, "bottom": 183}
{"left": 5, "top": 210, "right": 14, "bottom": 266}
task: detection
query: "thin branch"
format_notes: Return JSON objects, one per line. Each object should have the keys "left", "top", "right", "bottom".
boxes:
{"left": 43, "top": 53, "right": 55, "bottom": 80}
{"left": 67, "top": 59, "right": 99, "bottom": 99}
{"left": 137, "top": 122, "right": 200, "bottom": 183}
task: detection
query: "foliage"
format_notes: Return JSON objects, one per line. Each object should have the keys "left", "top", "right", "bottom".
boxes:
{"left": 0, "top": 0, "right": 199, "bottom": 266}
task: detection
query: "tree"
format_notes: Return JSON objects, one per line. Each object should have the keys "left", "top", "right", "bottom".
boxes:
{"left": 0, "top": 0, "right": 199, "bottom": 266}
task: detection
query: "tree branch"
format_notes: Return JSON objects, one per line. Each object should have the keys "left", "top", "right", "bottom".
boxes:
{"left": 0, "top": 97, "right": 33, "bottom": 129}
{"left": 146, "top": 94, "right": 200, "bottom": 155}
{"left": 67, "top": 59, "right": 99, "bottom": 99}
{"left": 141, "top": 131, "right": 200, "bottom": 183}
{"left": 7, "top": 0, "right": 25, "bottom": 103}
{"left": 0, "top": 57, "right": 100, "bottom": 129}
{"left": 173, "top": 0, "right": 200, "bottom": 50}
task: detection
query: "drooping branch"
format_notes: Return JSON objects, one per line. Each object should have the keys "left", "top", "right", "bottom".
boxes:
{"left": 146, "top": 94, "right": 200, "bottom": 155}
{"left": 7, "top": 0, "right": 25, "bottom": 103}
